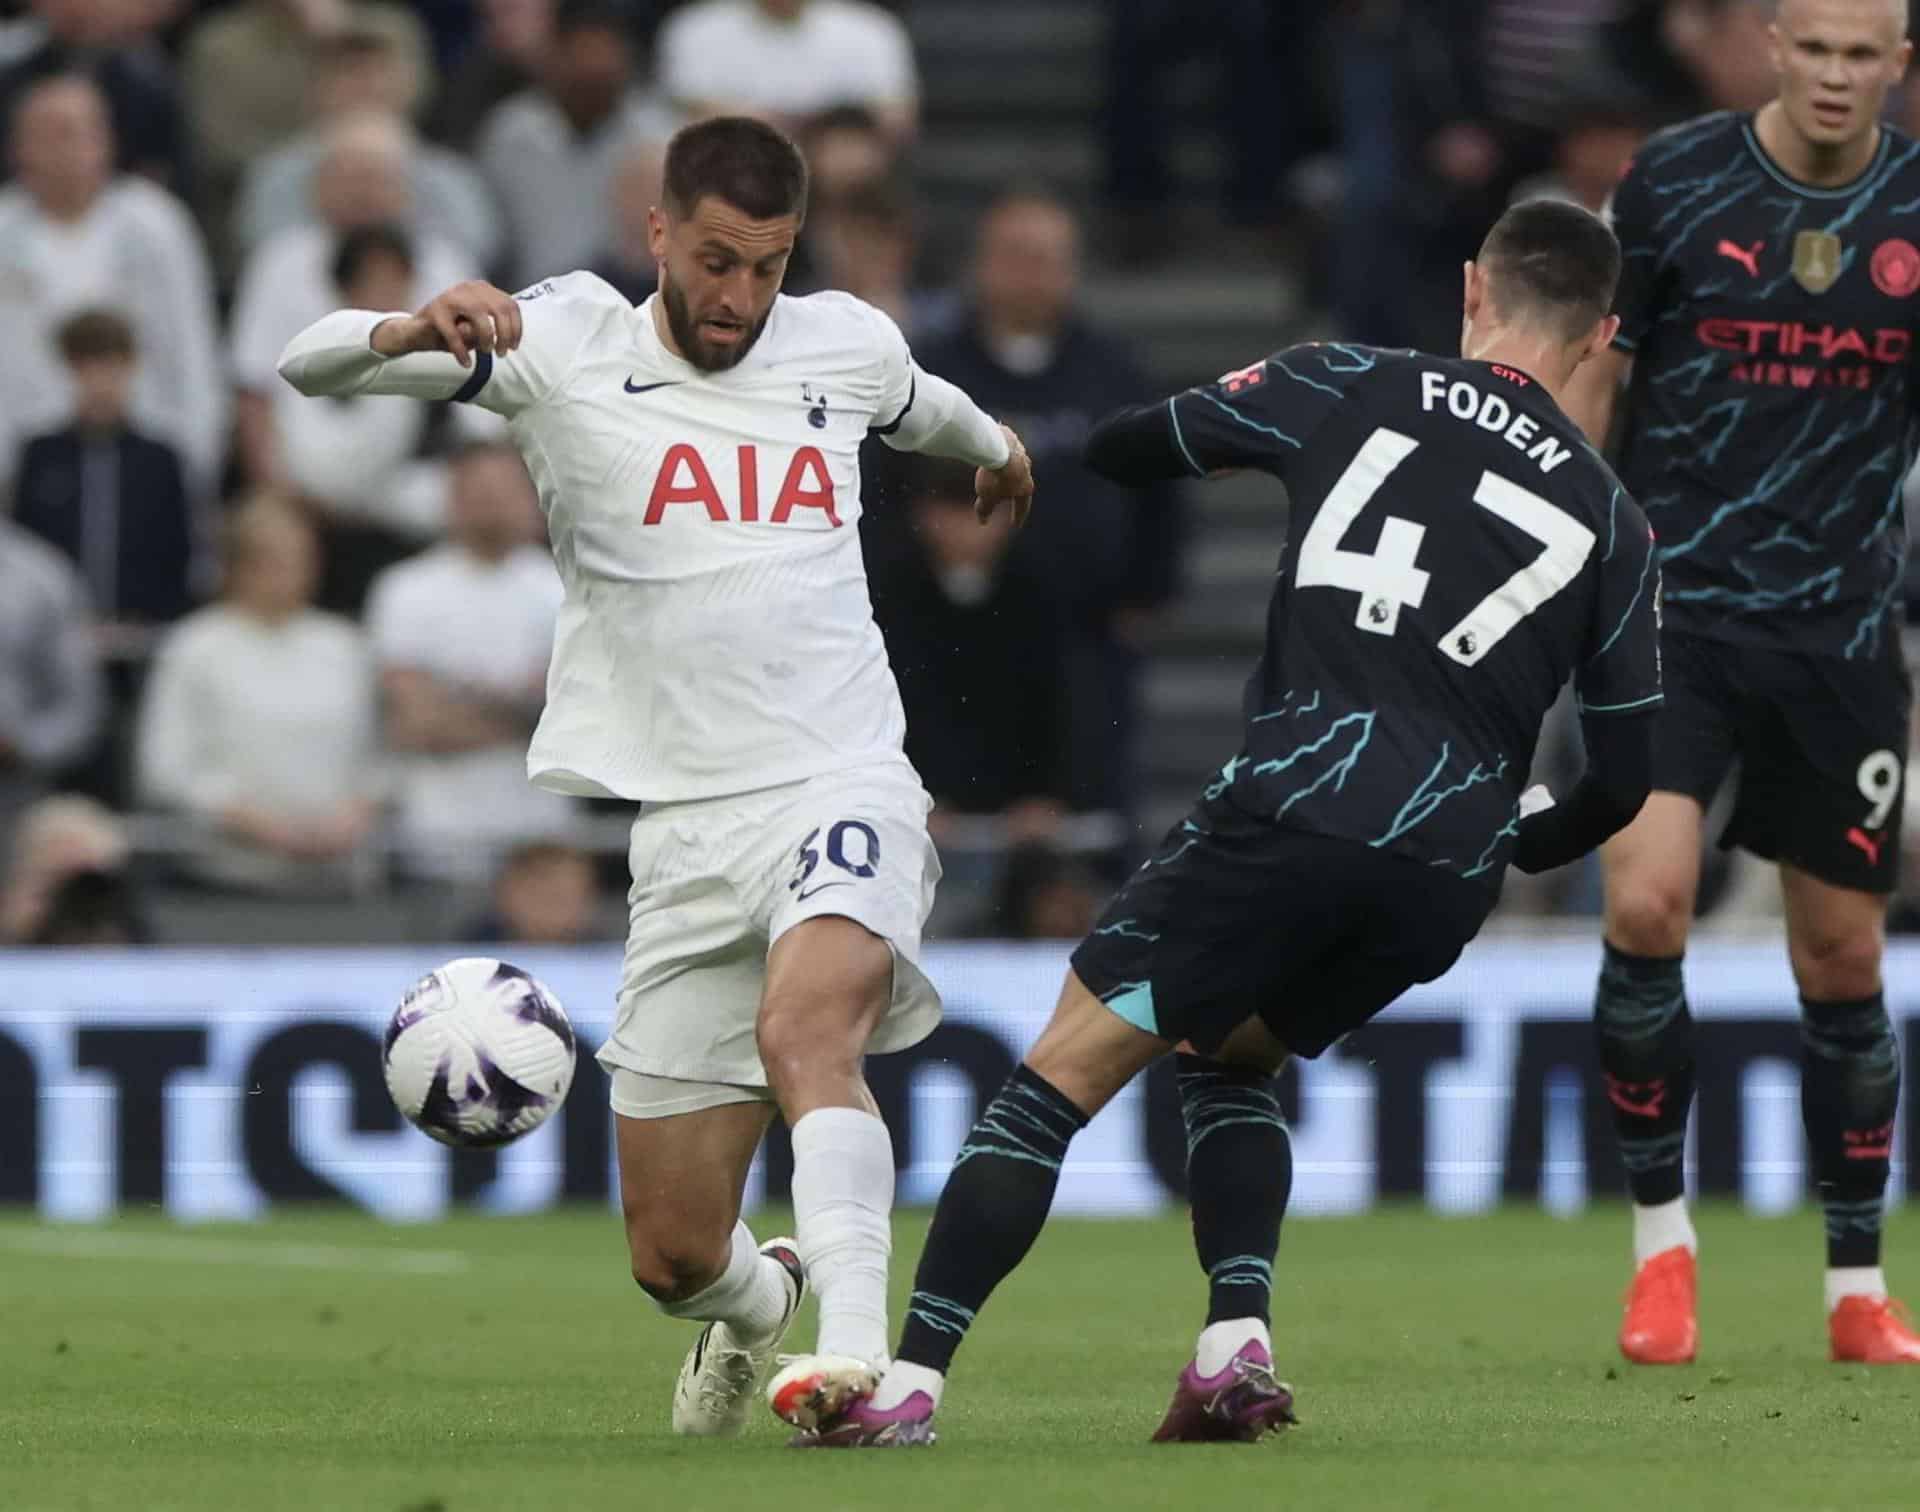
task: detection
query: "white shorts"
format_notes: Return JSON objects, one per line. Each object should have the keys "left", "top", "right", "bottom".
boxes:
{"left": 595, "top": 762, "right": 943, "bottom": 1105}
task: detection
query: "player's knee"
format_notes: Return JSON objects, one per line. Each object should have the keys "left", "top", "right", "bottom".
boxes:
{"left": 1789, "top": 923, "right": 1884, "bottom": 1002}
{"left": 625, "top": 1219, "right": 729, "bottom": 1304}
{"left": 1605, "top": 877, "right": 1692, "bottom": 958}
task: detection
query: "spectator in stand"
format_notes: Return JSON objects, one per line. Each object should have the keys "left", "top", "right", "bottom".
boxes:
{"left": 12, "top": 308, "right": 201, "bottom": 806}
{"left": 1104, "top": 0, "right": 1319, "bottom": 260}
{"left": 988, "top": 841, "right": 1105, "bottom": 941}
{"left": 0, "top": 0, "right": 189, "bottom": 190}
{"left": 432, "top": 0, "right": 555, "bottom": 151}
{"left": 136, "top": 496, "right": 381, "bottom": 895}
{"left": 802, "top": 102, "right": 897, "bottom": 203}
{"left": 183, "top": 0, "right": 430, "bottom": 235}
{"left": 0, "top": 793, "right": 130, "bottom": 944}
{"left": 1508, "top": 102, "right": 1648, "bottom": 214}
{"left": 13, "top": 309, "right": 200, "bottom": 639}
{"left": 0, "top": 519, "right": 104, "bottom": 855}
{"left": 234, "top": 24, "right": 502, "bottom": 272}
{"left": 463, "top": 839, "right": 603, "bottom": 945}
{"left": 1327, "top": 0, "right": 1504, "bottom": 352}
{"left": 365, "top": 441, "right": 572, "bottom": 884}
{"left": 249, "top": 223, "right": 496, "bottom": 613}
{"left": 867, "top": 460, "right": 1070, "bottom": 834}
{"left": 477, "top": 0, "right": 676, "bottom": 288}
{"left": 586, "top": 138, "right": 663, "bottom": 304}
{"left": 808, "top": 175, "right": 958, "bottom": 337}
{"left": 0, "top": 74, "right": 224, "bottom": 490}
{"left": 912, "top": 190, "right": 1182, "bottom": 818}
{"left": 230, "top": 117, "right": 480, "bottom": 589}
{"left": 658, "top": 0, "right": 918, "bottom": 141}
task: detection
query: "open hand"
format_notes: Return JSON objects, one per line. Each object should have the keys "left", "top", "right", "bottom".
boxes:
{"left": 975, "top": 424, "right": 1034, "bottom": 528}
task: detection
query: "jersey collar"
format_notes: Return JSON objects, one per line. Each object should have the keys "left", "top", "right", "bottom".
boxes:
{"left": 1740, "top": 114, "right": 1891, "bottom": 199}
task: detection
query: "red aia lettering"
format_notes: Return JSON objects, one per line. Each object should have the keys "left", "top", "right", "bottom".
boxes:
{"left": 771, "top": 446, "right": 841, "bottom": 527}
{"left": 644, "top": 443, "right": 727, "bottom": 524}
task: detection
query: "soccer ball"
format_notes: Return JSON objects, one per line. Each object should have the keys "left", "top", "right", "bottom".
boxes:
{"left": 382, "top": 957, "right": 577, "bottom": 1149}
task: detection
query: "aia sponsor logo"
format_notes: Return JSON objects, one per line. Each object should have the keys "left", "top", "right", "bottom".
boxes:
{"left": 1872, "top": 237, "right": 1920, "bottom": 298}
{"left": 645, "top": 443, "right": 841, "bottom": 527}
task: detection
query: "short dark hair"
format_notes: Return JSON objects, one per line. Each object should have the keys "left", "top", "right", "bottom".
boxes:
{"left": 663, "top": 115, "right": 809, "bottom": 223}
{"left": 331, "top": 222, "right": 414, "bottom": 292}
{"left": 1478, "top": 198, "right": 1621, "bottom": 343}
{"left": 56, "top": 307, "right": 135, "bottom": 363}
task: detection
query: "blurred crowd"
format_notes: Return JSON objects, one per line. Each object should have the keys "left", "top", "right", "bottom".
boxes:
{"left": 2, "top": 0, "right": 1918, "bottom": 948}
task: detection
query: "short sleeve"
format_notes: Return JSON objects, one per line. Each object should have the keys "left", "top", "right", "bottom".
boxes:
{"left": 1575, "top": 486, "right": 1664, "bottom": 717}
{"left": 865, "top": 303, "right": 918, "bottom": 435}
{"left": 1164, "top": 342, "right": 1374, "bottom": 475}
{"left": 458, "top": 272, "right": 625, "bottom": 417}
{"left": 1605, "top": 157, "right": 1662, "bottom": 354}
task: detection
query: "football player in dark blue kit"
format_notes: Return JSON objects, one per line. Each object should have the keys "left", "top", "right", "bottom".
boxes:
{"left": 777, "top": 200, "right": 1662, "bottom": 1446}
{"left": 1561, "top": 0, "right": 1920, "bottom": 1368}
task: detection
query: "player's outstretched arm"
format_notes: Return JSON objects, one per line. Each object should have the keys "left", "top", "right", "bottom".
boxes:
{"left": 1084, "top": 400, "right": 1192, "bottom": 483}
{"left": 877, "top": 362, "right": 1032, "bottom": 525}
{"left": 1510, "top": 711, "right": 1655, "bottom": 874}
{"left": 276, "top": 280, "right": 530, "bottom": 406}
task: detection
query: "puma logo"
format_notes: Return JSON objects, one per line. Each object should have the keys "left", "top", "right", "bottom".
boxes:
{"left": 1605, "top": 1075, "right": 1666, "bottom": 1120}
{"left": 1716, "top": 239, "right": 1763, "bottom": 276}
{"left": 1847, "top": 827, "right": 1884, "bottom": 867}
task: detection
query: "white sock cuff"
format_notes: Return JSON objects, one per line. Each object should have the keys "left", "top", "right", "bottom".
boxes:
{"left": 1631, "top": 1197, "right": 1697, "bottom": 1266}
{"left": 656, "top": 1220, "right": 757, "bottom": 1321}
{"left": 1826, "top": 1266, "right": 1888, "bottom": 1313}
{"left": 1196, "top": 1318, "right": 1272, "bottom": 1377}
{"left": 872, "top": 1359, "right": 946, "bottom": 1412}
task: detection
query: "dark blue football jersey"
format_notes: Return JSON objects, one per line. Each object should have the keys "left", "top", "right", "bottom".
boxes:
{"left": 1609, "top": 112, "right": 1920, "bottom": 658}
{"left": 1166, "top": 344, "right": 1661, "bottom": 889}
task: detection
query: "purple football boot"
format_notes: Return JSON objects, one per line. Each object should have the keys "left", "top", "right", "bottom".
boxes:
{"left": 1150, "top": 1340, "right": 1298, "bottom": 1443}
{"left": 790, "top": 1390, "right": 938, "bottom": 1448}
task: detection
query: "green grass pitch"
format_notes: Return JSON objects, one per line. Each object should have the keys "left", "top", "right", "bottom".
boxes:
{"left": 3, "top": 1205, "right": 1915, "bottom": 1511}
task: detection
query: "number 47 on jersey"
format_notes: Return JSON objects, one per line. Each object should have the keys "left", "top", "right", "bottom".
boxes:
{"left": 1296, "top": 426, "right": 1596, "bottom": 667}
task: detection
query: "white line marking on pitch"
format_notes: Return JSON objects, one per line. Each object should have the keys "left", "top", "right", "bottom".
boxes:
{"left": 0, "top": 1229, "right": 470, "bottom": 1274}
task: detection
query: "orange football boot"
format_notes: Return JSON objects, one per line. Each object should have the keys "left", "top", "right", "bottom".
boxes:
{"left": 1619, "top": 1246, "right": 1698, "bottom": 1364}
{"left": 1830, "top": 1296, "right": 1920, "bottom": 1363}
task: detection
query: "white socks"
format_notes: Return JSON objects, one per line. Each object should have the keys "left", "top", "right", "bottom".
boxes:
{"left": 1632, "top": 1198, "right": 1698, "bottom": 1266}
{"left": 1196, "top": 1318, "right": 1271, "bottom": 1377}
{"left": 1826, "top": 1266, "right": 1888, "bottom": 1313}
{"left": 656, "top": 1221, "right": 794, "bottom": 1344}
{"left": 791, "top": 1106, "right": 895, "bottom": 1364}
{"left": 871, "top": 1360, "right": 945, "bottom": 1411}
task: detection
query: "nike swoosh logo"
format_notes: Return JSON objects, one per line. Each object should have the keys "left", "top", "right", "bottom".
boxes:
{"left": 795, "top": 882, "right": 852, "bottom": 901}
{"left": 624, "top": 378, "right": 683, "bottom": 394}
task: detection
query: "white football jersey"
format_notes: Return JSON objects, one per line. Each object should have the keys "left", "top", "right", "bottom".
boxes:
{"left": 280, "top": 272, "right": 1002, "bottom": 803}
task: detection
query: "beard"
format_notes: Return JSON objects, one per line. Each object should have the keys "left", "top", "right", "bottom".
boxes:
{"left": 661, "top": 276, "right": 770, "bottom": 372}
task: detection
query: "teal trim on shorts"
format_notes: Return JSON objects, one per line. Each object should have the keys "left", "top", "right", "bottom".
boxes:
{"left": 1103, "top": 981, "right": 1159, "bottom": 1036}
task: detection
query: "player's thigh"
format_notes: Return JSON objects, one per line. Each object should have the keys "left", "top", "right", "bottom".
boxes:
{"left": 1259, "top": 850, "right": 1492, "bottom": 1058}
{"left": 1024, "top": 967, "right": 1171, "bottom": 1119}
{"left": 759, "top": 916, "right": 894, "bottom": 1075}
{"left": 1780, "top": 865, "right": 1889, "bottom": 1001}
{"left": 615, "top": 1091, "right": 774, "bottom": 1292}
{"left": 1600, "top": 792, "right": 1707, "bottom": 953}
{"left": 754, "top": 767, "right": 944, "bottom": 1070}
{"left": 1728, "top": 643, "right": 1910, "bottom": 900}
{"left": 1068, "top": 799, "right": 1297, "bottom": 1057}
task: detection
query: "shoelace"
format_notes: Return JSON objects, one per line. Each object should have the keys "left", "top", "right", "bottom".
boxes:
{"left": 1204, "top": 1357, "right": 1282, "bottom": 1413}
{"left": 697, "top": 1341, "right": 761, "bottom": 1415}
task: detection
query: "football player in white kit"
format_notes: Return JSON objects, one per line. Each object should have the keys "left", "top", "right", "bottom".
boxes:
{"left": 277, "top": 118, "right": 1033, "bottom": 1442}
